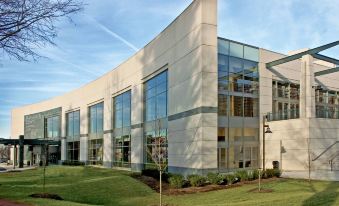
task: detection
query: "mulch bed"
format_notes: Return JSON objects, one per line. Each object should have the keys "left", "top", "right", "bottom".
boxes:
{"left": 29, "top": 193, "right": 63, "bottom": 200}
{"left": 133, "top": 174, "right": 279, "bottom": 196}
{"left": 0, "top": 199, "right": 28, "bottom": 206}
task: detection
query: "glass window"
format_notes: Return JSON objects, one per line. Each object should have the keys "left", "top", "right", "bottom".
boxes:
{"left": 230, "top": 42, "right": 243, "bottom": 58}
{"left": 229, "top": 57, "right": 243, "bottom": 74}
{"left": 146, "top": 97, "right": 156, "bottom": 121}
{"left": 218, "top": 54, "right": 229, "bottom": 72}
{"left": 244, "top": 97, "right": 258, "bottom": 117}
{"left": 66, "top": 110, "right": 80, "bottom": 137}
{"left": 113, "top": 90, "right": 131, "bottom": 168}
{"left": 73, "top": 111, "right": 80, "bottom": 136}
{"left": 230, "top": 96, "right": 243, "bottom": 117}
{"left": 217, "top": 38, "right": 260, "bottom": 170}
{"left": 88, "top": 138, "right": 103, "bottom": 165}
{"left": 218, "top": 39, "right": 229, "bottom": 55}
{"left": 144, "top": 71, "right": 168, "bottom": 122}
{"left": 114, "top": 91, "right": 131, "bottom": 129}
{"left": 89, "top": 102, "right": 103, "bottom": 135}
{"left": 144, "top": 71, "right": 168, "bottom": 168}
{"left": 218, "top": 94, "right": 227, "bottom": 116}
{"left": 244, "top": 46, "right": 259, "bottom": 62}
{"left": 45, "top": 115, "right": 60, "bottom": 139}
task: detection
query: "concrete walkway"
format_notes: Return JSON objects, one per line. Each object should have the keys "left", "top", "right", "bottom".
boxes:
{"left": 0, "top": 163, "right": 36, "bottom": 173}
{"left": 283, "top": 170, "right": 339, "bottom": 181}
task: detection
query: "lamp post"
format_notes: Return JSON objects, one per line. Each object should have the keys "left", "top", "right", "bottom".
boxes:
{"left": 262, "top": 115, "right": 272, "bottom": 171}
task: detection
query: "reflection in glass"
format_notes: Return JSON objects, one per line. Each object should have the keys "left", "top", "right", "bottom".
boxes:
{"left": 144, "top": 71, "right": 168, "bottom": 167}
{"left": 217, "top": 38, "right": 259, "bottom": 170}
{"left": 45, "top": 116, "right": 60, "bottom": 139}
{"left": 113, "top": 91, "right": 131, "bottom": 167}
{"left": 66, "top": 110, "right": 80, "bottom": 161}
{"left": 88, "top": 102, "right": 104, "bottom": 165}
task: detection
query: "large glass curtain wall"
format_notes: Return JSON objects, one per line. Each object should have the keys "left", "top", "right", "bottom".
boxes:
{"left": 270, "top": 81, "right": 300, "bottom": 121}
{"left": 88, "top": 102, "right": 104, "bottom": 165}
{"left": 144, "top": 71, "right": 168, "bottom": 168}
{"left": 113, "top": 91, "right": 131, "bottom": 167}
{"left": 66, "top": 111, "right": 80, "bottom": 161}
{"left": 217, "top": 38, "right": 259, "bottom": 170}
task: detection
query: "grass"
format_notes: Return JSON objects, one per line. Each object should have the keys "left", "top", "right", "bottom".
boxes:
{"left": 0, "top": 166, "right": 338, "bottom": 206}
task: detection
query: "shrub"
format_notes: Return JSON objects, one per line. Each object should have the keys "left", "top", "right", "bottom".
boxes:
{"left": 207, "top": 172, "right": 223, "bottom": 185}
{"left": 264, "top": 169, "right": 275, "bottom": 178}
{"left": 168, "top": 174, "right": 184, "bottom": 189}
{"left": 141, "top": 169, "right": 169, "bottom": 182}
{"left": 62, "top": 161, "right": 85, "bottom": 166}
{"left": 273, "top": 169, "right": 282, "bottom": 178}
{"left": 235, "top": 170, "right": 249, "bottom": 181}
{"left": 224, "top": 173, "right": 236, "bottom": 185}
{"left": 250, "top": 169, "right": 260, "bottom": 180}
{"left": 187, "top": 174, "right": 206, "bottom": 187}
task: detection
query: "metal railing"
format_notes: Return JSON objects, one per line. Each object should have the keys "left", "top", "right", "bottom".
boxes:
{"left": 316, "top": 108, "right": 339, "bottom": 119}
{"left": 267, "top": 109, "right": 300, "bottom": 121}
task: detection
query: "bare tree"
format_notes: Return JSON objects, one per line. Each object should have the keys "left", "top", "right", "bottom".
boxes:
{"left": 304, "top": 138, "right": 315, "bottom": 182}
{"left": 0, "top": 0, "right": 84, "bottom": 61}
{"left": 146, "top": 121, "right": 167, "bottom": 206}
{"left": 0, "top": 145, "right": 10, "bottom": 160}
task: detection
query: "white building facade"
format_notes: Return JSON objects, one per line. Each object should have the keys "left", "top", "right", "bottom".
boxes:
{"left": 10, "top": 0, "right": 339, "bottom": 179}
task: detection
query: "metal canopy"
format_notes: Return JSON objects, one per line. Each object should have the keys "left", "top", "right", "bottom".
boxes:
{"left": 315, "top": 67, "right": 339, "bottom": 77}
{"left": 312, "top": 53, "right": 339, "bottom": 66}
{"left": 266, "top": 40, "right": 339, "bottom": 69}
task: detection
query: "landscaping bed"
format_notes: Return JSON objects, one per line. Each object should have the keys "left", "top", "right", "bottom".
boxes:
{"left": 132, "top": 168, "right": 282, "bottom": 195}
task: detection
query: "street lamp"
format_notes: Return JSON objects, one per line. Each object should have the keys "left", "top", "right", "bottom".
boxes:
{"left": 262, "top": 115, "right": 272, "bottom": 171}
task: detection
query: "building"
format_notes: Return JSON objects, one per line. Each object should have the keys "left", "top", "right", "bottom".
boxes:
{"left": 10, "top": 0, "right": 339, "bottom": 179}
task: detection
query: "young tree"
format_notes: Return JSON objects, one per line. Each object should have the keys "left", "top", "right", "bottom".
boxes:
{"left": 147, "top": 131, "right": 167, "bottom": 206}
{"left": 0, "top": 0, "right": 83, "bottom": 61}
{"left": 0, "top": 145, "right": 9, "bottom": 160}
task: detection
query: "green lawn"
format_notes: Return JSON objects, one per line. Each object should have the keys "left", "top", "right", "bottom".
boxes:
{"left": 0, "top": 166, "right": 338, "bottom": 206}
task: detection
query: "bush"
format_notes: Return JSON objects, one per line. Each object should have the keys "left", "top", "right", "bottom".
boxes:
{"left": 273, "top": 169, "right": 282, "bottom": 178}
{"left": 168, "top": 174, "right": 184, "bottom": 189}
{"left": 207, "top": 172, "right": 223, "bottom": 185}
{"left": 250, "top": 169, "right": 260, "bottom": 180}
{"left": 234, "top": 170, "right": 249, "bottom": 181}
{"left": 187, "top": 174, "right": 206, "bottom": 187}
{"left": 224, "top": 173, "right": 236, "bottom": 185}
{"left": 62, "top": 161, "right": 85, "bottom": 166}
{"left": 141, "top": 169, "right": 169, "bottom": 182}
{"left": 264, "top": 169, "right": 275, "bottom": 178}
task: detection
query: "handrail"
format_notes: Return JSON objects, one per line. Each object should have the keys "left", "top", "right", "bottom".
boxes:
{"left": 312, "top": 141, "right": 339, "bottom": 161}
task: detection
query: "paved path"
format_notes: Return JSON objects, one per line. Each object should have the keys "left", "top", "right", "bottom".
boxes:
{"left": 0, "top": 163, "right": 36, "bottom": 173}
{"left": 283, "top": 170, "right": 339, "bottom": 181}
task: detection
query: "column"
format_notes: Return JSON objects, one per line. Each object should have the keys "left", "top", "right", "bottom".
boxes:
{"left": 131, "top": 84, "right": 144, "bottom": 171}
{"left": 300, "top": 54, "right": 315, "bottom": 118}
{"left": 103, "top": 94, "right": 113, "bottom": 168}
{"left": 79, "top": 105, "right": 88, "bottom": 163}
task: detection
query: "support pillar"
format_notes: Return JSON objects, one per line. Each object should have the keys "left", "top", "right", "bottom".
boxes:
{"left": 19, "top": 135, "right": 24, "bottom": 168}
{"left": 300, "top": 54, "right": 316, "bottom": 118}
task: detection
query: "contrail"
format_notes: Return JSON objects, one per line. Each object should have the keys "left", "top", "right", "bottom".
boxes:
{"left": 88, "top": 16, "right": 139, "bottom": 52}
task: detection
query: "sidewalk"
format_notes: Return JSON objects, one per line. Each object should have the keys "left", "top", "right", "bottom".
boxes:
{"left": 0, "top": 163, "right": 37, "bottom": 173}
{"left": 283, "top": 170, "right": 339, "bottom": 181}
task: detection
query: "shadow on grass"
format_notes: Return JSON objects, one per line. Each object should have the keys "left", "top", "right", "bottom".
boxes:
{"left": 302, "top": 181, "right": 339, "bottom": 206}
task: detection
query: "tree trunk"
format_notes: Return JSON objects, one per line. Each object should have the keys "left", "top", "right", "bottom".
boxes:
{"left": 159, "top": 170, "right": 162, "bottom": 206}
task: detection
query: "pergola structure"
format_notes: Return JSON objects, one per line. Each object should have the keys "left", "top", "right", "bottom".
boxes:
{"left": 266, "top": 40, "right": 339, "bottom": 75}
{"left": 0, "top": 135, "right": 60, "bottom": 168}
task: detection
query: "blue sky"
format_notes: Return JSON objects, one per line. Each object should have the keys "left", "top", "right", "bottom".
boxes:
{"left": 0, "top": 0, "right": 338, "bottom": 138}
